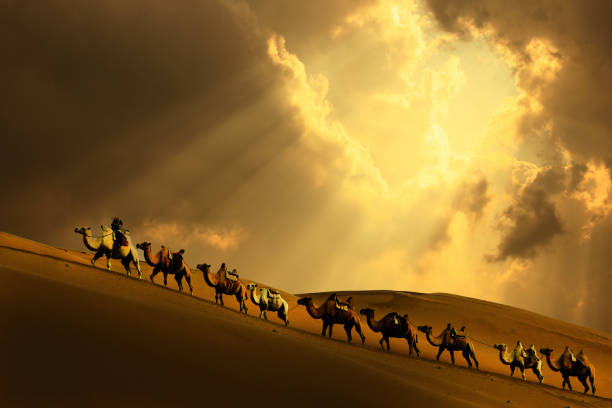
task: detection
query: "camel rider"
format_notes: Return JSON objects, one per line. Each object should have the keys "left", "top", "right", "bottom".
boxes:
{"left": 224, "top": 264, "right": 239, "bottom": 281}
{"left": 512, "top": 341, "right": 528, "bottom": 360}
{"left": 110, "top": 216, "right": 129, "bottom": 249}
{"left": 450, "top": 325, "right": 466, "bottom": 340}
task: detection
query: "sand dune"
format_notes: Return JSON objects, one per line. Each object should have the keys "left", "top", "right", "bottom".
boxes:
{"left": 0, "top": 232, "right": 610, "bottom": 407}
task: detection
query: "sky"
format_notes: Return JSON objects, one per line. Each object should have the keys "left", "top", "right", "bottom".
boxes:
{"left": 1, "top": 0, "right": 611, "bottom": 333}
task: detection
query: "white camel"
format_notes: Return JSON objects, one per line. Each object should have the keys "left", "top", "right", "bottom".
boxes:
{"left": 247, "top": 283, "right": 290, "bottom": 326}
{"left": 75, "top": 225, "right": 142, "bottom": 278}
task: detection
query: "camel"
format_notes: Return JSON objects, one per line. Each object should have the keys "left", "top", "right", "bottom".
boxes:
{"left": 359, "top": 308, "right": 420, "bottom": 357}
{"left": 246, "top": 283, "right": 289, "bottom": 326}
{"left": 136, "top": 242, "right": 193, "bottom": 294}
{"left": 417, "top": 324, "right": 479, "bottom": 368}
{"left": 494, "top": 342, "right": 544, "bottom": 383}
{"left": 75, "top": 225, "right": 142, "bottom": 278}
{"left": 196, "top": 263, "right": 248, "bottom": 314}
{"left": 540, "top": 347, "right": 596, "bottom": 394}
{"left": 297, "top": 294, "right": 365, "bottom": 344}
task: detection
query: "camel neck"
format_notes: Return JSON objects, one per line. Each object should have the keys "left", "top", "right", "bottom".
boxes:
{"left": 202, "top": 267, "right": 218, "bottom": 287}
{"left": 142, "top": 245, "right": 159, "bottom": 267}
{"left": 365, "top": 313, "right": 382, "bottom": 332}
{"left": 305, "top": 300, "right": 324, "bottom": 319}
{"left": 426, "top": 331, "right": 443, "bottom": 347}
{"left": 250, "top": 288, "right": 260, "bottom": 304}
{"left": 82, "top": 231, "right": 100, "bottom": 251}
{"left": 545, "top": 354, "right": 561, "bottom": 372}
{"left": 498, "top": 349, "right": 512, "bottom": 365}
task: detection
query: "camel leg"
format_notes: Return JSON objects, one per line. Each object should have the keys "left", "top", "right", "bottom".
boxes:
{"left": 150, "top": 266, "right": 161, "bottom": 283}
{"left": 185, "top": 274, "right": 193, "bottom": 295}
{"left": 328, "top": 323, "right": 334, "bottom": 338}
{"left": 379, "top": 337, "right": 385, "bottom": 350}
{"left": 510, "top": 365, "right": 515, "bottom": 377}
{"left": 578, "top": 375, "right": 589, "bottom": 393}
{"left": 469, "top": 344, "right": 479, "bottom": 368}
{"left": 174, "top": 273, "right": 183, "bottom": 292}
{"left": 408, "top": 338, "right": 420, "bottom": 357}
{"left": 436, "top": 347, "right": 444, "bottom": 361}
{"left": 354, "top": 318, "right": 366, "bottom": 344}
{"left": 219, "top": 294, "right": 224, "bottom": 305}
{"left": 462, "top": 349, "right": 472, "bottom": 368}
{"left": 532, "top": 365, "right": 544, "bottom": 384}
{"left": 562, "top": 376, "right": 572, "bottom": 390}
{"left": 343, "top": 323, "right": 353, "bottom": 343}
{"left": 133, "top": 256, "right": 142, "bottom": 278}
{"left": 322, "top": 321, "right": 328, "bottom": 336}
{"left": 385, "top": 337, "right": 391, "bottom": 351}
{"left": 589, "top": 373, "right": 596, "bottom": 394}
{"left": 449, "top": 350, "right": 455, "bottom": 364}
{"left": 241, "top": 296, "right": 248, "bottom": 314}
{"left": 520, "top": 366, "right": 526, "bottom": 381}
{"left": 263, "top": 310, "right": 268, "bottom": 320}
{"left": 121, "top": 257, "right": 131, "bottom": 276}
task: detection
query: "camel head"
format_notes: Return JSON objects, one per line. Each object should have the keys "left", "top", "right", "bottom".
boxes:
{"left": 136, "top": 241, "right": 151, "bottom": 251}
{"left": 417, "top": 325, "right": 432, "bottom": 335}
{"left": 74, "top": 226, "right": 91, "bottom": 235}
{"left": 494, "top": 343, "right": 507, "bottom": 352}
{"left": 539, "top": 347, "right": 553, "bottom": 357}
{"left": 359, "top": 308, "right": 374, "bottom": 316}
{"left": 196, "top": 263, "right": 211, "bottom": 273}
{"left": 246, "top": 283, "right": 258, "bottom": 291}
{"left": 297, "top": 297, "right": 312, "bottom": 306}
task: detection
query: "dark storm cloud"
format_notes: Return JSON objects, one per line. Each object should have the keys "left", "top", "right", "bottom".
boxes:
{"left": 490, "top": 170, "right": 564, "bottom": 262}
{"left": 453, "top": 177, "right": 491, "bottom": 220}
{"left": 0, "top": 0, "right": 285, "bottom": 239}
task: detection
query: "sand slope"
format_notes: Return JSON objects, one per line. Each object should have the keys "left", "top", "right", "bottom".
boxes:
{"left": 0, "top": 232, "right": 610, "bottom": 407}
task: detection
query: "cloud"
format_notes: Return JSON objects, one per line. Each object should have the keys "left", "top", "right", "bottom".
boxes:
{"left": 453, "top": 177, "right": 491, "bottom": 220}
{"left": 425, "top": 0, "right": 612, "bottom": 331}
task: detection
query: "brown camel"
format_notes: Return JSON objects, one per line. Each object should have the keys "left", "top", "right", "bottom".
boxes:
{"left": 417, "top": 324, "right": 479, "bottom": 368}
{"left": 297, "top": 294, "right": 365, "bottom": 344}
{"left": 136, "top": 242, "right": 193, "bottom": 294}
{"left": 360, "top": 308, "right": 419, "bottom": 357}
{"left": 196, "top": 263, "right": 248, "bottom": 314}
{"left": 540, "top": 347, "right": 596, "bottom": 394}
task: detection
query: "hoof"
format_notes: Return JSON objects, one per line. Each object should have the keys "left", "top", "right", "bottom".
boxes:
{"left": 90, "top": 259, "right": 95, "bottom": 265}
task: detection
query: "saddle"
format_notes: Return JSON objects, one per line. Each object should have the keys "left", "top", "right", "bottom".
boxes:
{"left": 334, "top": 296, "right": 353, "bottom": 311}
{"left": 389, "top": 313, "right": 407, "bottom": 332}
{"left": 449, "top": 325, "right": 467, "bottom": 344}
{"left": 225, "top": 269, "right": 239, "bottom": 282}
{"left": 267, "top": 289, "right": 281, "bottom": 298}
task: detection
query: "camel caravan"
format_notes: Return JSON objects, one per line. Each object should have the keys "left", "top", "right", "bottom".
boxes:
{"left": 74, "top": 218, "right": 598, "bottom": 395}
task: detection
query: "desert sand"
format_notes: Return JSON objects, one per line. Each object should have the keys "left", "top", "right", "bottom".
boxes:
{"left": 1, "top": 231, "right": 610, "bottom": 407}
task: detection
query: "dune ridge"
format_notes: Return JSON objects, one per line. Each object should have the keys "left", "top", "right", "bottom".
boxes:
{"left": 0, "top": 231, "right": 611, "bottom": 407}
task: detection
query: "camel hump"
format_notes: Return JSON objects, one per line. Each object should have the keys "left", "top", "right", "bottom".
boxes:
{"left": 575, "top": 350, "right": 590, "bottom": 367}
{"left": 268, "top": 289, "right": 280, "bottom": 295}
{"left": 171, "top": 250, "right": 184, "bottom": 270}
